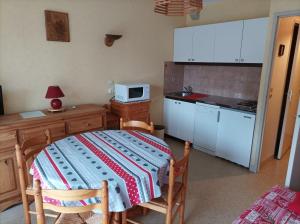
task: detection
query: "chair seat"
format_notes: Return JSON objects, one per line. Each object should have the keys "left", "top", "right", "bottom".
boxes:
{"left": 54, "top": 212, "right": 103, "bottom": 224}
{"left": 147, "top": 182, "right": 183, "bottom": 208}
{"left": 54, "top": 213, "right": 86, "bottom": 224}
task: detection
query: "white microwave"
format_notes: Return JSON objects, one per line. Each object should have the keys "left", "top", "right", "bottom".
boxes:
{"left": 114, "top": 83, "right": 150, "bottom": 103}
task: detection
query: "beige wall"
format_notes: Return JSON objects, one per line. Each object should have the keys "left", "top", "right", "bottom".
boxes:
{"left": 186, "top": 0, "right": 270, "bottom": 26}
{"left": 0, "top": 0, "right": 184, "bottom": 123}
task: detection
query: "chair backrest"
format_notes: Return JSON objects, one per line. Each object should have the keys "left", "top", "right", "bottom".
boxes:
{"left": 33, "top": 180, "right": 109, "bottom": 224}
{"left": 120, "top": 117, "right": 154, "bottom": 134}
{"left": 167, "top": 141, "right": 191, "bottom": 205}
{"left": 15, "top": 129, "right": 52, "bottom": 189}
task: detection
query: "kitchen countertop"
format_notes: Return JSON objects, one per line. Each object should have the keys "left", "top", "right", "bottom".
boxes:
{"left": 165, "top": 92, "right": 257, "bottom": 114}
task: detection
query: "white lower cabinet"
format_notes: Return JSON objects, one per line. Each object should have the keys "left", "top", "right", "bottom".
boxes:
{"left": 164, "top": 98, "right": 195, "bottom": 142}
{"left": 193, "top": 103, "right": 220, "bottom": 154}
{"left": 216, "top": 108, "right": 256, "bottom": 167}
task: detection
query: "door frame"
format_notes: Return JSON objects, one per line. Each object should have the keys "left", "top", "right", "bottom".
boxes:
{"left": 250, "top": 10, "right": 300, "bottom": 173}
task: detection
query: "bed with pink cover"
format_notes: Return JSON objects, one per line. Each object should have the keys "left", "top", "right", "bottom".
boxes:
{"left": 233, "top": 185, "right": 300, "bottom": 224}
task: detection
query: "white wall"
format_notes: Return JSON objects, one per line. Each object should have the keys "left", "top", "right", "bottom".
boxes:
{"left": 0, "top": 0, "right": 184, "bottom": 123}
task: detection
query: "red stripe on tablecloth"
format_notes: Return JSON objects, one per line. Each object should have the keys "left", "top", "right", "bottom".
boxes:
{"left": 91, "top": 132, "right": 155, "bottom": 199}
{"left": 76, "top": 134, "right": 141, "bottom": 205}
{"left": 128, "top": 131, "right": 173, "bottom": 157}
{"left": 44, "top": 150, "right": 87, "bottom": 206}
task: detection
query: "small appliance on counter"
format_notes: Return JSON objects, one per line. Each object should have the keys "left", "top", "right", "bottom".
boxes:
{"left": 114, "top": 83, "right": 150, "bottom": 103}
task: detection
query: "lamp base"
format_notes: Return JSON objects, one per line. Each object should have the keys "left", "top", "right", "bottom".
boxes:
{"left": 48, "top": 107, "right": 65, "bottom": 113}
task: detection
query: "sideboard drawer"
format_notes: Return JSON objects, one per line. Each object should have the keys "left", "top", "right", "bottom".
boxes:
{"left": 0, "top": 131, "right": 17, "bottom": 149}
{"left": 19, "top": 122, "right": 66, "bottom": 142}
{"left": 66, "top": 116, "right": 103, "bottom": 134}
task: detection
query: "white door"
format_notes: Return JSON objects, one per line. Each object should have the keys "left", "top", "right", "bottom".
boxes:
{"left": 285, "top": 100, "right": 300, "bottom": 189}
{"left": 240, "top": 18, "right": 268, "bottom": 63}
{"left": 278, "top": 28, "right": 300, "bottom": 159}
{"left": 192, "top": 25, "right": 216, "bottom": 62}
{"left": 214, "top": 21, "right": 243, "bottom": 63}
{"left": 164, "top": 98, "right": 177, "bottom": 137}
{"left": 193, "top": 103, "right": 220, "bottom": 154}
{"left": 173, "top": 27, "right": 194, "bottom": 62}
{"left": 178, "top": 101, "right": 196, "bottom": 142}
{"left": 216, "top": 109, "right": 256, "bottom": 167}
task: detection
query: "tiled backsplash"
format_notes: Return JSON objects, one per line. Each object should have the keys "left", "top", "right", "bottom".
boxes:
{"left": 164, "top": 62, "right": 262, "bottom": 101}
{"left": 164, "top": 62, "right": 184, "bottom": 94}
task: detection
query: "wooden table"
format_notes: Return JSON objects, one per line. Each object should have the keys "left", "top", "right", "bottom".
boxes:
{"left": 31, "top": 130, "right": 173, "bottom": 214}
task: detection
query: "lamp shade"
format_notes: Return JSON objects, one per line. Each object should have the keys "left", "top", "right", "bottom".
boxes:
{"left": 45, "top": 86, "right": 65, "bottom": 99}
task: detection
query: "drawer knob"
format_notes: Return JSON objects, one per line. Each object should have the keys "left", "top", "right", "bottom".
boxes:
{"left": 87, "top": 123, "right": 91, "bottom": 126}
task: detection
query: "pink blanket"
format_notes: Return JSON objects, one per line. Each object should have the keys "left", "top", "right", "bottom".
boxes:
{"left": 233, "top": 185, "right": 300, "bottom": 224}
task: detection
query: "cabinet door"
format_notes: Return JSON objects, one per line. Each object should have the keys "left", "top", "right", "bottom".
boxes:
{"left": 193, "top": 103, "right": 220, "bottom": 153}
{"left": 216, "top": 109, "right": 255, "bottom": 167}
{"left": 241, "top": 18, "right": 268, "bottom": 63}
{"left": 214, "top": 21, "right": 243, "bottom": 63}
{"left": 193, "top": 24, "right": 216, "bottom": 62}
{"left": 164, "top": 98, "right": 177, "bottom": 137}
{"left": 173, "top": 27, "right": 194, "bottom": 62}
{"left": 178, "top": 101, "right": 195, "bottom": 142}
{"left": 0, "top": 150, "right": 20, "bottom": 205}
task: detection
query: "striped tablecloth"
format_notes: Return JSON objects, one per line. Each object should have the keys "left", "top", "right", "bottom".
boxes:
{"left": 30, "top": 130, "right": 173, "bottom": 212}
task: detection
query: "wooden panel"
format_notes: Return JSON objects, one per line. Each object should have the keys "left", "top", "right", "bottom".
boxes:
{"left": 0, "top": 150, "right": 20, "bottom": 209}
{"left": 111, "top": 100, "right": 150, "bottom": 123}
{"left": 18, "top": 122, "right": 66, "bottom": 143}
{"left": 0, "top": 130, "right": 17, "bottom": 149}
{"left": 0, "top": 104, "right": 107, "bottom": 211}
{"left": 66, "top": 116, "right": 103, "bottom": 134}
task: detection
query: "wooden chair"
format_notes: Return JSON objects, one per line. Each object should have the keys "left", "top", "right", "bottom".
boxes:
{"left": 122, "top": 142, "right": 191, "bottom": 224}
{"left": 33, "top": 180, "right": 109, "bottom": 224}
{"left": 120, "top": 118, "right": 154, "bottom": 134}
{"left": 15, "top": 129, "right": 52, "bottom": 224}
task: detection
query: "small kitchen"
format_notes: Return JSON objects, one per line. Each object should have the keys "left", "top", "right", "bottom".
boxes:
{"left": 163, "top": 17, "right": 268, "bottom": 169}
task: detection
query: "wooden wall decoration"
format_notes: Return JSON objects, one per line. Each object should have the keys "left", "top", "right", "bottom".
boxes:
{"left": 45, "top": 10, "right": 70, "bottom": 42}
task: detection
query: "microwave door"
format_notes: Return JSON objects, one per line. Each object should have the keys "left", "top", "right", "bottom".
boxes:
{"left": 129, "top": 87, "right": 144, "bottom": 100}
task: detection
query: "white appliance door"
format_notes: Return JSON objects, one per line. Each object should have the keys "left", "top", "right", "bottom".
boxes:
{"left": 193, "top": 103, "right": 220, "bottom": 153}
{"left": 178, "top": 101, "right": 196, "bottom": 142}
{"left": 216, "top": 109, "right": 255, "bottom": 167}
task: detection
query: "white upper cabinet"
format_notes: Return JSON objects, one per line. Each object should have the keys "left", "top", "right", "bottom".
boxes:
{"left": 214, "top": 21, "right": 244, "bottom": 63}
{"left": 173, "top": 17, "right": 268, "bottom": 63}
{"left": 173, "top": 27, "right": 194, "bottom": 62}
{"left": 193, "top": 25, "right": 216, "bottom": 62}
{"left": 240, "top": 18, "right": 268, "bottom": 63}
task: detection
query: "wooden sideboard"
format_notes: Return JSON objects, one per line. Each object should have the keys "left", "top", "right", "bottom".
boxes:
{"left": 0, "top": 104, "right": 107, "bottom": 212}
{"left": 110, "top": 100, "right": 150, "bottom": 122}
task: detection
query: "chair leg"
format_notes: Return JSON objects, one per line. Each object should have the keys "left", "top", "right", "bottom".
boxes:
{"left": 165, "top": 207, "right": 172, "bottom": 224}
{"left": 179, "top": 191, "right": 186, "bottom": 224}
{"left": 121, "top": 211, "right": 127, "bottom": 224}
{"left": 21, "top": 194, "right": 31, "bottom": 224}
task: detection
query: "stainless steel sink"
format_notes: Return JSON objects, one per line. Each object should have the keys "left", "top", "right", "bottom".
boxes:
{"left": 175, "top": 91, "right": 192, "bottom": 97}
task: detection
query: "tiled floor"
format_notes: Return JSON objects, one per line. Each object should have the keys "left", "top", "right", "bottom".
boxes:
{"left": 0, "top": 137, "right": 289, "bottom": 224}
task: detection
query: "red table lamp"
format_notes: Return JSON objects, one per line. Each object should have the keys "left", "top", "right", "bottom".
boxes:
{"left": 45, "top": 86, "right": 65, "bottom": 112}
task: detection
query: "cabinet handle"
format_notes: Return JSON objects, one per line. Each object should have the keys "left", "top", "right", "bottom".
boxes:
{"left": 191, "top": 58, "right": 195, "bottom": 61}
{"left": 175, "top": 102, "right": 177, "bottom": 104}
{"left": 217, "top": 111, "right": 220, "bottom": 122}
{"left": 235, "top": 59, "right": 239, "bottom": 62}
{"left": 243, "top": 116, "right": 252, "bottom": 119}
{"left": 4, "top": 160, "right": 8, "bottom": 165}
{"left": 241, "top": 58, "right": 244, "bottom": 62}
